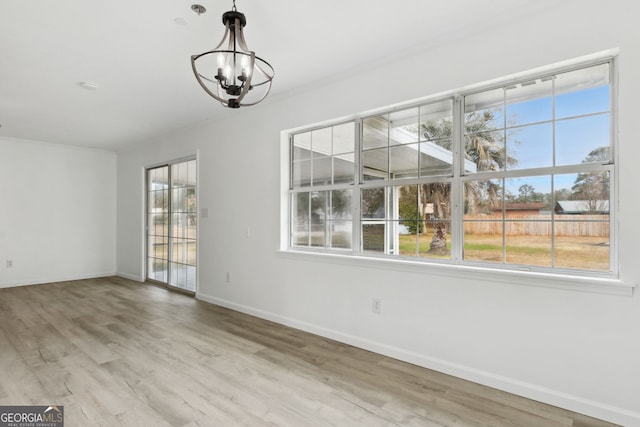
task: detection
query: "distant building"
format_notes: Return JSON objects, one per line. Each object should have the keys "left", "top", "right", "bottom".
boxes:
{"left": 492, "top": 203, "right": 547, "bottom": 217}
{"left": 554, "top": 200, "right": 609, "bottom": 215}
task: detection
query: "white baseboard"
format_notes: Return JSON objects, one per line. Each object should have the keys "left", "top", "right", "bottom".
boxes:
{"left": 196, "top": 291, "right": 640, "bottom": 427}
{"left": 0, "top": 271, "right": 117, "bottom": 289}
{"left": 116, "top": 272, "right": 144, "bottom": 282}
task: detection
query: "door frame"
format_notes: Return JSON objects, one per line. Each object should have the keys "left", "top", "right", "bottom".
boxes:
{"left": 145, "top": 156, "right": 198, "bottom": 295}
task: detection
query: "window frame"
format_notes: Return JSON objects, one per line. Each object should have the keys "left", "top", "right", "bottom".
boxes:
{"left": 280, "top": 53, "right": 633, "bottom": 295}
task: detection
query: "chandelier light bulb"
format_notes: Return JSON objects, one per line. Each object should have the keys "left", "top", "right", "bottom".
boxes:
{"left": 240, "top": 56, "right": 251, "bottom": 79}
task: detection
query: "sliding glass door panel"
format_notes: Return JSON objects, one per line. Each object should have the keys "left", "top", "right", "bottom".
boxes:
{"left": 168, "top": 160, "right": 197, "bottom": 292}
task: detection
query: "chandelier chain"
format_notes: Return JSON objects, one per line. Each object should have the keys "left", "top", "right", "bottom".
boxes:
{"left": 232, "top": 0, "right": 237, "bottom": 11}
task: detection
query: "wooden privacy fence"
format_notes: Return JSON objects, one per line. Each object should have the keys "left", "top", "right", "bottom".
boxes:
{"left": 463, "top": 215, "right": 609, "bottom": 237}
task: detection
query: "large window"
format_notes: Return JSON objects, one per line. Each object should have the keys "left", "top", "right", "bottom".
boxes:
{"left": 287, "top": 58, "right": 616, "bottom": 278}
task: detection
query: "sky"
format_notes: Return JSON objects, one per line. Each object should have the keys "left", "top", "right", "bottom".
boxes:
{"left": 496, "top": 84, "right": 609, "bottom": 195}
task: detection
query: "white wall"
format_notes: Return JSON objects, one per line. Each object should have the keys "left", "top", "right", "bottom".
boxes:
{"left": 116, "top": 2, "right": 640, "bottom": 424}
{"left": 0, "top": 137, "right": 116, "bottom": 288}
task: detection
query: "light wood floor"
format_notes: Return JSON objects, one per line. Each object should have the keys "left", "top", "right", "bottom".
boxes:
{"left": 0, "top": 277, "right": 619, "bottom": 427}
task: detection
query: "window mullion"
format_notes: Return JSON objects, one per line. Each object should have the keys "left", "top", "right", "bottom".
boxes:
{"left": 451, "top": 95, "right": 464, "bottom": 262}
{"left": 167, "top": 166, "right": 173, "bottom": 282}
{"left": 307, "top": 191, "right": 312, "bottom": 247}
{"left": 353, "top": 118, "right": 363, "bottom": 254}
{"left": 609, "top": 56, "right": 619, "bottom": 275}
{"left": 325, "top": 191, "right": 331, "bottom": 249}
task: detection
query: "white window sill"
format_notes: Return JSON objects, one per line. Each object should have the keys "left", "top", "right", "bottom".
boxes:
{"left": 276, "top": 249, "right": 635, "bottom": 296}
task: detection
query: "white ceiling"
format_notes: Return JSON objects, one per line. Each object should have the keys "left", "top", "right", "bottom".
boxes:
{"left": 0, "top": 0, "right": 555, "bottom": 151}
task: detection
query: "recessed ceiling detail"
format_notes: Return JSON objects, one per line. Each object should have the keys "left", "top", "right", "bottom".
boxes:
{"left": 78, "top": 82, "right": 99, "bottom": 91}
{"left": 191, "top": 4, "right": 206, "bottom": 15}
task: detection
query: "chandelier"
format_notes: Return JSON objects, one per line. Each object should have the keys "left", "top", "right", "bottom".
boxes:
{"left": 191, "top": 1, "right": 274, "bottom": 109}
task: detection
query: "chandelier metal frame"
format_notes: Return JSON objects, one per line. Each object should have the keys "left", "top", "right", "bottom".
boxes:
{"left": 191, "top": 1, "right": 274, "bottom": 109}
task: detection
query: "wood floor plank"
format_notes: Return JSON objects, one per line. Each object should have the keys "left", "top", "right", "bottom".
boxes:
{"left": 0, "top": 277, "right": 621, "bottom": 427}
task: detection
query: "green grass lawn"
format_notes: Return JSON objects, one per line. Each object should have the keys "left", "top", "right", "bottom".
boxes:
{"left": 295, "top": 228, "right": 609, "bottom": 271}
{"left": 398, "top": 233, "right": 609, "bottom": 270}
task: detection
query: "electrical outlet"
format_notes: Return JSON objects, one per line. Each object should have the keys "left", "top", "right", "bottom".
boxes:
{"left": 6, "top": 260, "right": 13, "bottom": 268}
{"left": 371, "top": 298, "right": 382, "bottom": 314}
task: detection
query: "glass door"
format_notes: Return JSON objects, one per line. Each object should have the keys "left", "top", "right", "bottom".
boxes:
{"left": 146, "top": 159, "right": 197, "bottom": 293}
{"left": 147, "top": 166, "right": 170, "bottom": 284}
{"left": 169, "top": 160, "right": 197, "bottom": 291}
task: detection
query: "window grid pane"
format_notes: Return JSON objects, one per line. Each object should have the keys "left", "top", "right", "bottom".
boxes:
{"left": 292, "top": 123, "right": 355, "bottom": 188}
